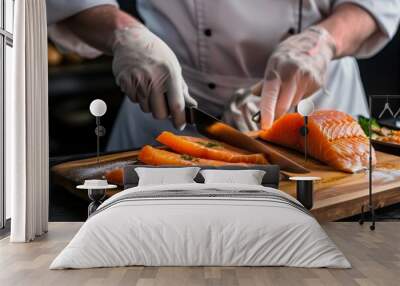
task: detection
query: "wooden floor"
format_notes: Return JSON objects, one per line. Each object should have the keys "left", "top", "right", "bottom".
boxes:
{"left": 0, "top": 222, "right": 399, "bottom": 286}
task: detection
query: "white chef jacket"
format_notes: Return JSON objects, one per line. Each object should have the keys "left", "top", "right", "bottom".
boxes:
{"left": 47, "top": 0, "right": 400, "bottom": 150}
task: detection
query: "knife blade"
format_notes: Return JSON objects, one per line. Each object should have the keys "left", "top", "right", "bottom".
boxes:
{"left": 186, "top": 107, "right": 309, "bottom": 173}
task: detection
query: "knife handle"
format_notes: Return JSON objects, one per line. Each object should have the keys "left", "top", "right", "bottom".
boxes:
{"left": 185, "top": 107, "right": 195, "bottom": 125}
{"left": 252, "top": 111, "right": 261, "bottom": 123}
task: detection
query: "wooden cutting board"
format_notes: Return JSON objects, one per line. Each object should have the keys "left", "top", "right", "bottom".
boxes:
{"left": 51, "top": 137, "right": 400, "bottom": 222}
{"left": 267, "top": 143, "right": 400, "bottom": 221}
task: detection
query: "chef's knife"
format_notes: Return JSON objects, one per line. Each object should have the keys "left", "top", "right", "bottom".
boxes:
{"left": 186, "top": 107, "right": 309, "bottom": 173}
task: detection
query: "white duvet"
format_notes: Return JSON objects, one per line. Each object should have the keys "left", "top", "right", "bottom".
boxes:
{"left": 50, "top": 183, "right": 350, "bottom": 269}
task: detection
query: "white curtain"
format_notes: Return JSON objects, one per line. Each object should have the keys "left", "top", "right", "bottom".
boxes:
{"left": 7, "top": 0, "right": 49, "bottom": 242}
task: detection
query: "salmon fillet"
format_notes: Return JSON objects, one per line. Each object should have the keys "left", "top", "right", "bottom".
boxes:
{"left": 139, "top": 145, "right": 247, "bottom": 167}
{"left": 156, "top": 131, "right": 268, "bottom": 164}
{"left": 259, "top": 110, "right": 376, "bottom": 173}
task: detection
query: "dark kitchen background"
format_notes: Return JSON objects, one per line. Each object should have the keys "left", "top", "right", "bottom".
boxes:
{"left": 48, "top": 1, "right": 400, "bottom": 221}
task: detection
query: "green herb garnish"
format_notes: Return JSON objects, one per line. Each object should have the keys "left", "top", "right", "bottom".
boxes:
{"left": 196, "top": 141, "right": 220, "bottom": 148}
{"left": 358, "top": 115, "right": 380, "bottom": 136}
{"left": 181, "top": 154, "right": 200, "bottom": 162}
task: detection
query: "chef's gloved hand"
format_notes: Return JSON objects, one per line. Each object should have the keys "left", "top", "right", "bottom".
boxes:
{"left": 223, "top": 87, "right": 261, "bottom": 132}
{"left": 112, "top": 25, "right": 197, "bottom": 130}
{"left": 259, "top": 26, "right": 336, "bottom": 129}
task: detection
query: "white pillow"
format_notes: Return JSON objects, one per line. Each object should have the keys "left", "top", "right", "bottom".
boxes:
{"left": 200, "top": 169, "right": 266, "bottom": 185}
{"left": 135, "top": 167, "right": 200, "bottom": 186}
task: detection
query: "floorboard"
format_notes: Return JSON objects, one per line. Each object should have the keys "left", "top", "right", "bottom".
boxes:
{"left": 0, "top": 222, "right": 399, "bottom": 286}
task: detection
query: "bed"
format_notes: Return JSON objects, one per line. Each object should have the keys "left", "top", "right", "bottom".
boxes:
{"left": 50, "top": 165, "right": 350, "bottom": 269}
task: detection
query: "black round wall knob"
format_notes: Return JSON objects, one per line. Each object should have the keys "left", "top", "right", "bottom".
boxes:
{"left": 95, "top": 125, "right": 106, "bottom": 137}
{"left": 300, "top": 126, "right": 308, "bottom": 136}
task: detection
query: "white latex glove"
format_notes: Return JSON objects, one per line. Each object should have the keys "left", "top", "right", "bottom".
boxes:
{"left": 112, "top": 25, "right": 197, "bottom": 130}
{"left": 223, "top": 87, "right": 261, "bottom": 132}
{"left": 259, "top": 26, "right": 336, "bottom": 129}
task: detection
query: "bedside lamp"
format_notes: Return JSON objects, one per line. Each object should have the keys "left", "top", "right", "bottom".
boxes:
{"left": 290, "top": 99, "right": 319, "bottom": 210}
{"left": 90, "top": 99, "right": 107, "bottom": 163}
{"left": 77, "top": 99, "right": 117, "bottom": 217}
{"left": 297, "top": 98, "right": 314, "bottom": 162}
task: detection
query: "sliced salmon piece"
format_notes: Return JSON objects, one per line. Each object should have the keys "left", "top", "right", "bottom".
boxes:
{"left": 139, "top": 145, "right": 247, "bottom": 167}
{"left": 105, "top": 144, "right": 248, "bottom": 186}
{"left": 156, "top": 131, "right": 268, "bottom": 164}
{"left": 105, "top": 168, "right": 124, "bottom": 186}
{"left": 259, "top": 110, "right": 376, "bottom": 173}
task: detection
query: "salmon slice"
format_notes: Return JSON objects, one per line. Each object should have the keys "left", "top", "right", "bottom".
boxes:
{"left": 156, "top": 131, "right": 268, "bottom": 164}
{"left": 105, "top": 168, "right": 124, "bottom": 186}
{"left": 259, "top": 110, "right": 376, "bottom": 173}
{"left": 139, "top": 145, "right": 247, "bottom": 167}
{"left": 105, "top": 144, "right": 248, "bottom": 186}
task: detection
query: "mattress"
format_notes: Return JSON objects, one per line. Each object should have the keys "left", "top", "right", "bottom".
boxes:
{"left": 50, "top": 183, "right": 350, "bottom": 269}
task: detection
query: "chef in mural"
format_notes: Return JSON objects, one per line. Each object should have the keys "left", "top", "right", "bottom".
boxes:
{"left": 47, "top": 0, "right": 400, "bottom": 150}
